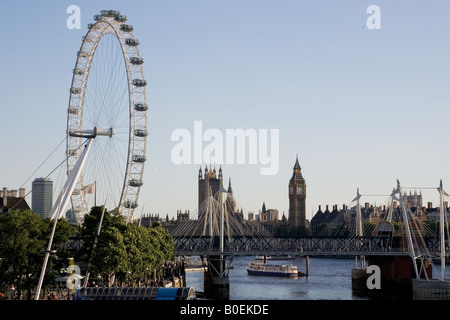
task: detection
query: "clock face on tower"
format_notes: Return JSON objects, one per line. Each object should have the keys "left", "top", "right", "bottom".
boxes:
{"left": 290, "top": 186, "right": 294, "bottom": 194}
{"left": 298, "top": 186, "right": 304, "bottom": 195}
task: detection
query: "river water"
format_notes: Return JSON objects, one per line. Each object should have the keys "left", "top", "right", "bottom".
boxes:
{"left": 185, "top": 255, "right": 450, "bottom": 300}
{"left": 185, "top": 256, "right": 368, "bottom": 300}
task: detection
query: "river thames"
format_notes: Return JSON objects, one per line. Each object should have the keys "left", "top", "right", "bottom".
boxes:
{"left": 185, "top": 256, "right": 367, "bottom": 300}
{"left": 185, "top": 256, "right": 450, "bottom": 300}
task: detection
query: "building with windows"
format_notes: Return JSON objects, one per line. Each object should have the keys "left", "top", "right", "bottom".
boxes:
{"left": 259, "top": 202, "right": 279, "bottom": 222}
{"left": 32, "top": 177, "right": 53, "bottom": 219}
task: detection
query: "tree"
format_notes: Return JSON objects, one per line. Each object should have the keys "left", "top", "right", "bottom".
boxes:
{"left": 42, "top": 217, "right": 73, "bottom": 275}
{"left": 151, "top": 222, "right": 176, "bottom": 262}
{"left": 121, "top": 223, "right": 148, "bottom": 285}
{"left": 77, "top": 206, "right": 125, "bottom": 263}
{"left": 90, "top": 226, "right": 128, "bottom": 286}
{"left": 82, "top": 207, "right": 176, "bottom": 287}
{"left": 0, "top": 210, "right": 74, "bottom": 300}
{"left": 0, "top": 210, "right": 46, "bottom": 299}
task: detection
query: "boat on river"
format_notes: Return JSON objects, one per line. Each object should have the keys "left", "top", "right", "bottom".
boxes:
{"left": 255, "top": 255, "right": 295, "bottom": 261}
{"left": 246, "top": 261, "right": 300, "bottom": 278}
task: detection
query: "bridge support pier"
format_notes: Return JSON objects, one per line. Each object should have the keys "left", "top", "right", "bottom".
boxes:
{"left": 362, "top": 256, "right": 433, "bottom": 299}
{"left": 203, "top": 255, "right": 230, "bottom": 300}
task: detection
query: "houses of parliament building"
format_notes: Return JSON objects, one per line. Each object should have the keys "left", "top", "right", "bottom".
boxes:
{"left": 197, "top": 165, "right": 243, "bottom": 222}
{"left": 195, "top": 157, "right": 308, "bottom": 232}
{"left": 156, "top": 158, "right": 308, "bottom": 235}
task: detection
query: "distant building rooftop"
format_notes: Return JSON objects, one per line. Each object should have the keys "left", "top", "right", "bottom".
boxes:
{"left": 0, "top": 187, "right": 30, "bottom": 213}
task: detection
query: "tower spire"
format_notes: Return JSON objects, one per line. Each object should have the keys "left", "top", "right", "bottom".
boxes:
{"left": 228, "top": 177, "right": 233, "bottom": 193}
{"left": 293, "top": 155, "right": 302, "bottom": 177}
{"left": 294, "top": 154, "right": 301, "bottom": 169}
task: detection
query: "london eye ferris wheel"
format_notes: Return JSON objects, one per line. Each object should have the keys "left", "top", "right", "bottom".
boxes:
{"left": 66, "top": 10, "right": 147, "bottom": 223}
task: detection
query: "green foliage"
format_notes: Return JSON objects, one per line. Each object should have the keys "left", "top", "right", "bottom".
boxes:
{"left": 42, "top": 217, "right": 73, "bottom": 271}
{"left": 0, "top": 210, "right": 46, "bottom": 299}
{"left": 83, "top": 207, "right": 176, "bottom": 286}
{"left": 77, "top": 206, "right": 126, "bottom": 263}
{"left": 90, "top": 226, "right": 128, "bottom": 286}
{"left": 0, "top": 206, "right": 176, "bottom": 296}
{"left": 392, "top": 221, "right": 402, "bottom": 231}
{"left": 0, "top": 210, "right": 72, "bottom": 299}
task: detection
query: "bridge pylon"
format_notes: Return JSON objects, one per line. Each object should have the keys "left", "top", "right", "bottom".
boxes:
{"left": 203, "top": 253, "right": 232, "bottom": 300}
{"left": 203, "top": 188, "right": 232, "bottom": 299}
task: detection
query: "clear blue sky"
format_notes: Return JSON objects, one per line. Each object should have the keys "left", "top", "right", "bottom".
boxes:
{"left": 1, "top": 1, "right": 449, "bottom": 221}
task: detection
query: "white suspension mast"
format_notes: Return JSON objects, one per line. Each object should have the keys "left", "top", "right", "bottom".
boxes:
{"left": 438, "top": 180, "right": 449, "bottom": 280}
{"left": 209, "top": 186, "right": 213, "bottom": 238}
{"left": 352, "top": 188, "right": 365, "bottom": 268}
{"left": 36, "top": 138, "right": 93, "bottom": 299}
{"left": 393, "top": 180, "right": 419, "bottom": 279}
{"left": 35, "top": 128, "right": 112, "bottom": 300}
{"left": 386, "top": 188, "right": 395, "bottom": 223}
{"left": 218, "top": 188, "right": 227, "bottom": 277}
{"left": 353, "top": 188, "right": 363, "bottom": 238}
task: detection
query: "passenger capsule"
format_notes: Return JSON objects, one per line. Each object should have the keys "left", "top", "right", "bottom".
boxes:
{"left": 100, "top": 10, "right": 120, "bottom": 17}
{"left": 132, "top": 155, "right": 147, "bottom": 162}
{"left": 134, "top": 103, "right": 148, "bottom": 111}
{"left": 115, "top": 14, "right": 128, "bottom": 22}
{"left": 132, "top": 79, "right": 147, "bottom": 87}
{"left": 124, "top": 201, "right": 138, "bottom": 209}
{"left": 130, "top": 57, "right": 144, "bottom": 65}
{"left": 128, "top": 179, "right": 143, "bottom": 187}
{"left": 134, "top": 129, "right": 148, "bottom": 137}
{"left": 120, "top": 24, "right": 134, "bottom": 32}
{"left": 125, "top": 38, "right": 139, "bottom": 46}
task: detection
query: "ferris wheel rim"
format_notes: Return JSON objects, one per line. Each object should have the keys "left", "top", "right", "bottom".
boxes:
{"left": 66, "top": 11, "right": 147, "bottom": 223}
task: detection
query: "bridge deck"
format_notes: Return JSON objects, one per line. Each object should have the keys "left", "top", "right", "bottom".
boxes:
{"left": 174, "top": 235, "right": 444, "bottom": 257}
{"left": 176, "top": 250, "right": 412, "bottom": 257}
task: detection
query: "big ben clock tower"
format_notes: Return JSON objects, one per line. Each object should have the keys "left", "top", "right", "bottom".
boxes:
{"left": 288, "top": 156, "right": 307, "bottom": 230}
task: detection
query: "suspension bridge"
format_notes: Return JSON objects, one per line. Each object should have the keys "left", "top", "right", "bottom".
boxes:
{"left": 174, "top": 182, "right": 447, "bottom": 274}
{"left": 171, "top": 180, "right": 450, "bottom": 299}
{"left": 173, "top": 180, "right": 448, "bottom": 260}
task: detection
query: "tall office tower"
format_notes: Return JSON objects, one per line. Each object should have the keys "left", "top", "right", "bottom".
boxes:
{"left": 32, "top": 177, "right": 53, "bottom": 219}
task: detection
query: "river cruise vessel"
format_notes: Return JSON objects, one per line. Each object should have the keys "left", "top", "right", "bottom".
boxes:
{"left": 246, "top": 261, "right": 299, "bottom": 277}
